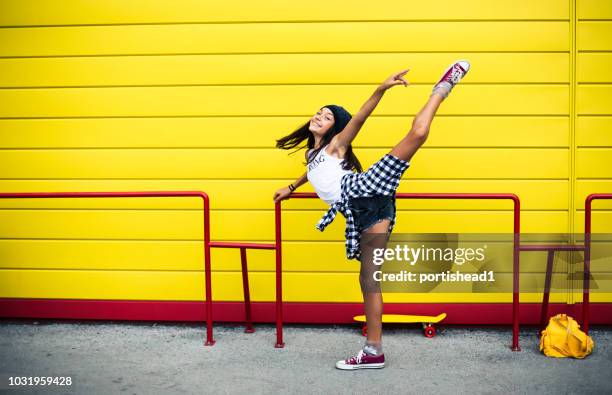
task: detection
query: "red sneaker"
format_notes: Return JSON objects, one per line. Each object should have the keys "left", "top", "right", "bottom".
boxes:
{"left": 335, "top": 349, "right": 385, "bottom": 370}
{"left": 432, "top": 60, "right": 470, "bottom": 97}
{"left": 436, "top": 60, "right": 470, "bottom": 87}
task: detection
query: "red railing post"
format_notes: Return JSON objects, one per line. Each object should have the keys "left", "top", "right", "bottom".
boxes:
{"left": 239, "top": 247, "right": 254, "bottom": 333}
{"left": 274, "top": 200, "right": 285, "bottom": 348}
{"left": 201, "top": 192, "right": 215, "bottom": 346}
{"left": 583, "top": 193, "right": 612, "bottom": 335}
{"left": 584, "top": 196, "right": 591, "bottom": 335}
{"left": 540, "top": 250, "right": 555, "bottom": 334}
{"left": 511, "top": 195, "right": 521, "bottom": 351}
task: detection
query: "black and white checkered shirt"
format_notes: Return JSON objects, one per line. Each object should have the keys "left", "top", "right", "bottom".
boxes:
{"left": 315, "top": 153, "right": 410, "bottom": 261}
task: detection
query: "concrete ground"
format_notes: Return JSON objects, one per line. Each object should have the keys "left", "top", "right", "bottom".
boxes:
{"left": 0, "top": 320, "right": 610, "bottom": 395}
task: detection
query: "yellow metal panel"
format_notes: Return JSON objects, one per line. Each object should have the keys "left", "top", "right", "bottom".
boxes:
{"left": 572, "top": 293, "right": 612, "bottom": 303}
{"left": 0, "top": 53, "right": 569, "bottom": 87}
{"left": 0, "top": 116, "right": 569, "bottom": 148}
{"left": 0, "top": 238, "right": 581, "bottom": 273}
{"left": 574, "top": 7, "right": 612, "bottom": 271}
{"left": 574, "top": 211, "right": 612, "bottom": 232}
{"left": 0, "top": 209, "right": 567, "bottom": 241}
{"left": 0, "top": 270, "right": 574, "bottom": 303}
{"left": 0, "top": 239, "right": 206, "bottom": 271}
{"left": 0, "top": 179, "right": 568, "bottom": 210}
{"left": 391, "top": 211, "right": 568, "bottom": 233}
{"left": 0, "top": 85, "right": 569, "bottom": 118}
{"left": 0, "top": 22, "right": 569, "bottom": 57}
{"left": 576, "top": 116, "right": 612, "bottom": 146}
{"left": 577, "top": 85, "right": 612, "bottom": 114}
{"left": 578, "top": 0, "right": 612, "bottom": 19}
{"left": 576, "top": 148, "right": 612, "bottom": 178}
{"left": 575, "top": 180, "right": 612, "bottom": 209}
{"left": 577, "top": 53, "right": 612, "bottom": 83}
{"left": 577, "top": 21, "right": 612, "bottom": 51}
{"left": 0, "top": 0, "right": 569, "bottom": 26}
{"left": 0, "top": 148, "right": 569, "bottom": 179}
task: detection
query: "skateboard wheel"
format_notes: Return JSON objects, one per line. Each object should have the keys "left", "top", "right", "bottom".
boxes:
{"left": 424, "top": 324, "right": 436, "bottom": 338}
{"left": 362, "top": 324, "right": 367, "bottom": 337}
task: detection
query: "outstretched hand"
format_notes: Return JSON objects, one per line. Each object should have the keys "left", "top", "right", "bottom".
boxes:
{"left": 273, "top": 186, "right": 292, "bottom": 203}
{"left": 379, "top": 69, "right": 410, "bottom": 90}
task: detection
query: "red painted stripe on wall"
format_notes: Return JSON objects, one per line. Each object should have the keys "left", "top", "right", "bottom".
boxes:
{"left": 1, "top": 299, "right": 610, "bottom": 325}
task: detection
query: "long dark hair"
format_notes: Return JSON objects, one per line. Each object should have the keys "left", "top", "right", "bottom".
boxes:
{"left": 275, "top": 105, "right": 363, "bottom": 172}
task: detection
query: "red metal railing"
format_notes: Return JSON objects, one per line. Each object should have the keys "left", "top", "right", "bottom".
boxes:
{"left": 282, "top": 192, "right": 522, "bottom": 350}
{"left": 0, "top": 191, "right": 283, "bottom": 348}
{"left": 584, "top": 193, "right": 612, "bottom": 334}
{"left": 518, "top": 244, "right": 586, "bottom": 335}
{"left": 3, "top": 191, "right": 608, "bottom": 351}
{"left": 518, "top": 193, "right": 612, "bottom": 337}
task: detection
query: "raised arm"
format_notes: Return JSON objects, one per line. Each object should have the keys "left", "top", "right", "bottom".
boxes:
{"left": 333, "top": 69, "right": 410, "bottom": 150}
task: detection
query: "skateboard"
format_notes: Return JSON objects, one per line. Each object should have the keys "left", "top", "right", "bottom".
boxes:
{"left": 353, "top": 313, "right": 447, "bottom": 338}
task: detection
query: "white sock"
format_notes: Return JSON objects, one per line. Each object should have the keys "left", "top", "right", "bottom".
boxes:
{"left": 432, "top": 81, "right": 452, "bottom": 99}
{"left": 364, "top": 341, "right": 383, "bottom": 356}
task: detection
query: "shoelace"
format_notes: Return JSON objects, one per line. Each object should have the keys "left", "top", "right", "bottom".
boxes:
{"left": 447, "top": 65, "right": 464, "bottom": 84}
{"left": 347, "top": 349, "right": 366, "bottom": 364}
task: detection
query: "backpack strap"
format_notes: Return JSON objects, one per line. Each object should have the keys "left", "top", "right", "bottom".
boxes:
{"left": 567, "top": 316, "right": 589, "bottom": 352}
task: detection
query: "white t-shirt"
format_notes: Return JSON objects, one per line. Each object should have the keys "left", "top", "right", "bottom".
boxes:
{"left": 306, "top": 144, "right": 354, "bottom": 205}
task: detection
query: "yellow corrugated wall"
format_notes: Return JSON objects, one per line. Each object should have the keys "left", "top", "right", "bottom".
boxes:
{"left": 0, "top": 1, "right": 610, "bottom": 306}
{"left": 573, "top": 0, "right": 612, "bottom": 303}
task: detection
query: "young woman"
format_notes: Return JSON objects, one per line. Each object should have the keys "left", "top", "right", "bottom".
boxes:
{"left": 273, "top": 60, "right": 470, "bottom": 370}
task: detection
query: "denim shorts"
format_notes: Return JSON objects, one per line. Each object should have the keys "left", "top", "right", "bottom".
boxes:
{"left": 348, "top": 194, "right": 395, "bottom": 234}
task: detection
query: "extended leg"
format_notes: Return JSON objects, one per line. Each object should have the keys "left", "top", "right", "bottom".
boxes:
{"left": 390, "top": 59, "right": 471, "bottom": 163}
{"left": 388, "top": 92, "right": 444, "bottom": 163}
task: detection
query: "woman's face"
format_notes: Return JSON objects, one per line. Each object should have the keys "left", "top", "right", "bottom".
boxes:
{"left": 309, "top": 107, "right": 335, "bottom": 137}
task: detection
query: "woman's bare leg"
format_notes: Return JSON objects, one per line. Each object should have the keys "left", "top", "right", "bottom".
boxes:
{"left": 359, "top": 219, "right": 392, "bottom": 352}
{"left": 389, "top": 91, "right": 445, "bottom": 163}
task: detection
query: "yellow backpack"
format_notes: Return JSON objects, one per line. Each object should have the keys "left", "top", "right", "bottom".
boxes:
{"left": 539, "top": 314, "right": 594, "bottom": 359}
